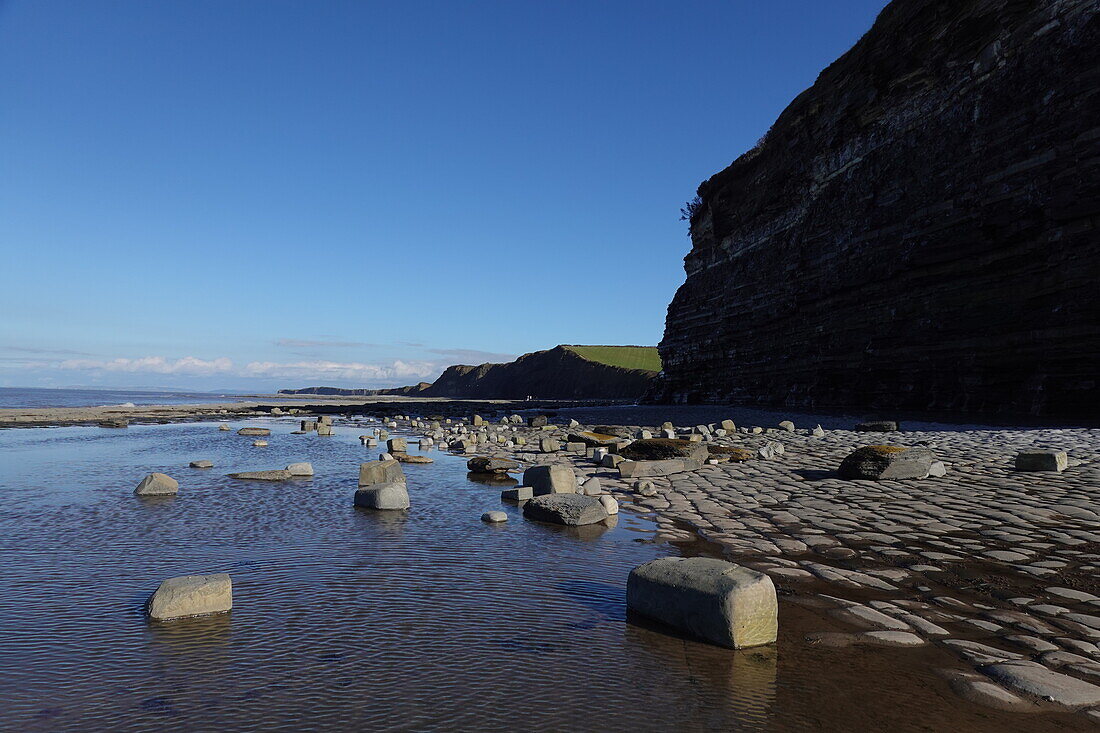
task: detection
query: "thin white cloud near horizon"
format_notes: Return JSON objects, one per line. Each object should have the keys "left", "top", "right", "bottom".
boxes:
{"left": 52, "top": 355, "right": 441, "bottom": 381}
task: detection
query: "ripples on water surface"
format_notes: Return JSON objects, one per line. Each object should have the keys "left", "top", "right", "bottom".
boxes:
{"left": 0, "top": 420, "right": 1078, "bottom": 731}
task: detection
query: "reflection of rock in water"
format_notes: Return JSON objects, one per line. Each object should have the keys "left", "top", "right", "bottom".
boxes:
{"left": 624, "top": 615, "right": 775, "bottom": 726}
{"left": 351, "top": 506, "right": 409, "bottom": 533}
{"left": 465, "top": 472, "right": 518, "bottom": 487}
{"left": 148, "top": 610, "right": 233, "bottom": 657}
{"left": 525, "top": 516, "right": 617, "bottom": 541}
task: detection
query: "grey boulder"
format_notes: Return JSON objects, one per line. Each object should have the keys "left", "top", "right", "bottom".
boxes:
{"left": 358, "top": 459, "right": 405, "bottom": 486}
{"left": 135, "top": 473, "right": 179, "bottom": 496}
{"left": 353, "top": 482, "right": 410, "bottom": 510}
{"left": 522, "top": 464, "right": 576, "bottom": 495}
{"left": 627, "top": 557, "right": 777, "bottom": 649}
{"left": 522, "top": 494, "right": 609, "bottom": 526}
{"left": 147, "top": 573, "right": 232, "bottom": 621}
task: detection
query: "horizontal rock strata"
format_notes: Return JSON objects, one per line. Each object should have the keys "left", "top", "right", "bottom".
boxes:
{"left": 655, "top": 0, "right": 1100, "bottom": 419}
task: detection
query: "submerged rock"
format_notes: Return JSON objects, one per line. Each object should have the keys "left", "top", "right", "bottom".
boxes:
{"left": 147, "top": 573, "right": 232, "bottom": 621}
{"left": 228, "top": 469, "right": 292, "bottom": 481}
{"left": 189, "top": 460, "right": 213, "bottom": 469}
{"left": 393, "top": 453, "right": 433, "bottom": 464}
{"left": 627, "top": 557, "right": 777, "bottom": 649}
{"left": 285, "top": 462, "right": 314, "bottom": 476}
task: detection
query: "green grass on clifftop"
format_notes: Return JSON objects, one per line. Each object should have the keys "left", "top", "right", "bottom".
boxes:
{"left": 563, "top": 345, "right": 662, "bottom": 372}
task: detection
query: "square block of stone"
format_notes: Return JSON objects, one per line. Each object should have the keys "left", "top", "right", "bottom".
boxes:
{"left": 1014, "top": 450, "right": 1067, "bottom": 473}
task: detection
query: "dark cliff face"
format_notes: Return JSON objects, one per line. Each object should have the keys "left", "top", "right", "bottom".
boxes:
{"left": 422, "top": 346, "right": 656, "bottom": 399}
{"left": 656, "top": 0, "right": 1100, "bottom": 418}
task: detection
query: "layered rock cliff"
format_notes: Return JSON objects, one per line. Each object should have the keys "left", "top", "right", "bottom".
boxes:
{"left": 655, "top": 0, "right": 1100, "bottom": 418}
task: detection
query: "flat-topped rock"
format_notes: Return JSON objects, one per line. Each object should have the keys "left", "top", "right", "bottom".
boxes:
{"left": 393, "top": 453, "right": 433, "bottom": 464}
{"left": 522, "top": 464, "right": 576, "bottom": 495}
{"left": 135, "top": 472, "right": 178, "bottom": 496}
{"left": 620, "top": 439, "right": 708, "bottom": 462}
{"left": 567, "top": 431, "right": 620, "bottom": 447}
{"left": 501, "top": 486, "right": 534, "bottom": 501}
{"left": 285, "top": 462, "right": 313, "bottom": 476}
{"left": 627, "top": 557, "right": 777, "bottom": 649}
{"left": 1015, "top": 449, "right": 1068, "bottom": 472}
{"left": 227, "top": 469, "right": 292, "bottom": 481}
{"left": 982, "top": 660, "right": 1100, "bottom": 709}
{"left": 838, "top": 445, "right": 933, "bottom": 480}
{"left": 147, "top": 573, "right": 232, "bottom": 621}
{"left": 237, "top": 427, "right": 270, "bottom": 436}
{"left": 358, "top": 459, "right": 405, "bottom": 487}
{"left": 522, "top": 494, "right": 608, "bottom": 526}
{"left": 855, "top": 421, "right": 899, "bottom": 432}
{"left": 189, "top": 460, "right": 213, "bottom": 469}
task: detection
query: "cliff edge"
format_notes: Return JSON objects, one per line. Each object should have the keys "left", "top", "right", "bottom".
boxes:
{"left": 654, "top": 0, "right": 1099, "bottom": 418}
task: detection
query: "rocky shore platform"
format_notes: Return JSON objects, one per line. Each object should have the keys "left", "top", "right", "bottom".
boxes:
{"left": 9, "top": 397, "right": 1098, "bottom": 721}
{"left": 0, "top": 396, "right": 612, "bottom": 429}
{"left": 405, "top": 404, "right": 1098, "bottom": 722}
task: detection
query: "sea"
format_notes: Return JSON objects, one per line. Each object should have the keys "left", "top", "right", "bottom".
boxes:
{"left": 0, "top": 387, "right": 253, "bottom": 409}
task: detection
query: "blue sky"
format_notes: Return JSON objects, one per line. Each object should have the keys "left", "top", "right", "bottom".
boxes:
{"left": 0, "top": 0, "right": 888, "bottom": 391}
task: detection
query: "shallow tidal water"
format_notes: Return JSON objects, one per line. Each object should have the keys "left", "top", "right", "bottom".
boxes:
{"left": 0, "top": 420, "right": 1084, "bottom": 731}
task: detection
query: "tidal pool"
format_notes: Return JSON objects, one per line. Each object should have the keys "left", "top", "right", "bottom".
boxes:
{"left": 0, "top": 420, "right": 1086, "bottom": 731}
